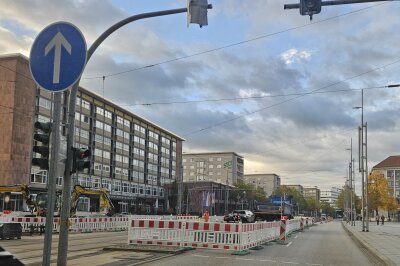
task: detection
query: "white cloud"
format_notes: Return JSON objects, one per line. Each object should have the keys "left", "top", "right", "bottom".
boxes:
{"left": 281, "top": 48, "right": 312, "bottom": 65}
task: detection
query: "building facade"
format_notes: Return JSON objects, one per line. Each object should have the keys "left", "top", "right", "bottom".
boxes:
{"left": 282, "top": 184, "right": 304, "bottom": 197}
{"left": 182, "top": 152, "right": 244, "bottom": 186}
{"left": 304, "top": 186, "right": 321, "bottom": 203}
{"left": 0, "top": 54, "right": 184, "bottom": 214}
{"left": 243, "top": 173, "right": 280, "bottom": 197}
{"left": 320, "top": 187, "right": 341, "bottom": 207}
{"left": 372, "top": 155, "right": 400, "bottom": 221}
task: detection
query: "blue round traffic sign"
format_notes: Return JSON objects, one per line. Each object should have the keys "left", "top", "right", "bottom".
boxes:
{"left": 30, "top": 21, "right": 87, "bottom": 92}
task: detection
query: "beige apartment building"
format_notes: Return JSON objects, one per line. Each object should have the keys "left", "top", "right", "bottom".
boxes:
{"left": 243, "top": 173, "right": 280, "bottom": 197}
{"left": 182, "top": 152, "right": 244, "bottom": 185}
{"left": 282, "top": 184, "right": 304, "bottom": 197}
{"left": 0, "top": 54, "right": 183, "bottom": 214}
{"left": 304, "top": 186, "right": 321, "bottom": 203}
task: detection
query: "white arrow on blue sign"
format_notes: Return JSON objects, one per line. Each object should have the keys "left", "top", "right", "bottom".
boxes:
{"left": 30, "top": 21, "right": 87, "bottom": 92}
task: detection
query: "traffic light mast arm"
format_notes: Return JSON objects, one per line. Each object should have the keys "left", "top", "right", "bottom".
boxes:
{"left": 284, "top": 0, "right": 395, "bottom": 10}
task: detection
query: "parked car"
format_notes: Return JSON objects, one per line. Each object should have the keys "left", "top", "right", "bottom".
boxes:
{"left": 224, "top": 210, "right": 255, "bottom": 223}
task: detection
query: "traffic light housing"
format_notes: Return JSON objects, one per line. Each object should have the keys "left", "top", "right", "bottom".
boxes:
{"left": 32, "top": 121, "right": 52, "bottom": 170}
{"left": 71, "top": 147, "right": 91, "bottom": 173}
{"left": 300, "top": 0, "right": 321, "bottom": 19}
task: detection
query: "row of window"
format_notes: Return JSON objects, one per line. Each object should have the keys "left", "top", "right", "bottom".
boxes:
{"left": 183, "top": 157, "right": 223, "bottom": 163}
{"left": 78, "top": 176, "right": 164, "bottom": 197}
{"left": 187, "top": 171, "right": 223, "bottom": 176}
{"left": 184, "top": 164, "right": 223, "bottom": 169}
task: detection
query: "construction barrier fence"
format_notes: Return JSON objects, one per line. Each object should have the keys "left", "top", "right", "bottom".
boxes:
{"left": 128, "top": 218, "right": 301, "bottom": 252}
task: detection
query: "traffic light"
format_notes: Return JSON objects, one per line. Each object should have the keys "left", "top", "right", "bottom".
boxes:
{"left": 32, "top": 121, "right": 52, "bottom": 170}
{"left": 71, "top": 147, "right": 91, "bottom": 173}
{"left": 300, "top": 0, "right": 321, "bottom": 19}
{"left": 187, "top": 0, "right": 209, "bottom": 27}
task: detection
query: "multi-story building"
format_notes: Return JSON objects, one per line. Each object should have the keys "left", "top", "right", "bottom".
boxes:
{"left": 0, "top": 53, "right": 184, "bottom": 214}
{"left": 320, "top": 187, "right": 341, "bottom": 207}
{"left": 304, "top": 186, "right": 321, "bottom": 203}
{"left": 372, "top": 155, "right": 400, "bottom": 200}
{"left": 372, "top": 155, "right": 400, "bottom": 221}
{"left": 243, "top": 173, "right": 280, "bottom": 197}
{"left": 182, "top": 152, "right": 243, "bottom": 186}
{"left": 281, "top": 184, "right": 304, "bottom": 197}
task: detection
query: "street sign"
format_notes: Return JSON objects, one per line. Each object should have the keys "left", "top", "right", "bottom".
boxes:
{"left": 30, "top": 21, "right": 87, "bottom": 92}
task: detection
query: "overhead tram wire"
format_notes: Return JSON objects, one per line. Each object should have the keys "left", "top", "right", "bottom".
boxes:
{"left": 181, "top": 58, "right": 400, "bottom": 137}
{"left": 120, "top": 85, "right": 393, "bottom": 107}
{"left": 81, "top": 2, "right": 388, "bottom": 80}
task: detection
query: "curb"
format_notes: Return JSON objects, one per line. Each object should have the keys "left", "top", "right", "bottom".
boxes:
{"left": 103, "top": 246, "right": 193, "bottom": 255}
{"left": 341, "top": 222, "right": 394, "bottom": 266}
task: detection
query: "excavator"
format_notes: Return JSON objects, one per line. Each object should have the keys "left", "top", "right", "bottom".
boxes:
{"left": 69, "top": 185, "right": 115, "bottom": 217}
{"left": 0, "top": 184, "right": 37, "bottom": 215}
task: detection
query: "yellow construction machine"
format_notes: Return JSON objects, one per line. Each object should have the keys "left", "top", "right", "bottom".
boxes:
{"left": 0, "top": 184, "right": 37, "bottom": 214}
{"left": 69, "top": 185, "right": 115, "bottom": 217}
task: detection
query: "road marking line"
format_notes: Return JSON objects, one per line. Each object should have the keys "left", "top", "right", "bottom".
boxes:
{"left": 215, "top": 257, "right": 229, "bottom": 259}
{"left": 305, "top": 263, "right": 322, "bottom": 266}
{"left": 236, "top": 258, "right": 255, "bottom": 261}
{"left": 286, "top": 241, "right": 293, "bottom": 247}
{"left": 282, "top": 262, "right": 299, "bottom": 264}
{"left": 260, "top": 259, "right": 277, "bottom": 262}
{"left": 193, "top": 255, "right": 209, "bottom": 258}
{"left": 295, "top": 235, "right": 298, "bottom": 239}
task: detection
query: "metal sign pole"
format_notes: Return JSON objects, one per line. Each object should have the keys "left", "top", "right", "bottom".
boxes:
{"left": 42, "top": 92, "right": 62, "bottom": 266}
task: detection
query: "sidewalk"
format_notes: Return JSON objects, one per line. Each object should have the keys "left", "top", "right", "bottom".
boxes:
{"left": 343, "top": 220, "right": 400, "bottom": 265}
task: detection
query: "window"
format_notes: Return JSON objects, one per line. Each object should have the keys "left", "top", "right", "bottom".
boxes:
{"left": 123, "top": 144, "right": 130, "bottom": 152}
{"left": 183, "top": 159, "right": 187, "bottom": 163}
{"left": 131, "top": 184, "right": 138, "bottom": 194}
{"left": 161, "top": 137, "right": 170, "bottom": 145}
{"left": 134, "top": 136, "right": 145, "bottom": 145}
{"left": 123, "top": 156, "right": 129, "bottom": 164}
{"left": 146, "top": 186, "right": 151, "bottom": 195}
{"left": 149, "top": 131, "right": 159, "bottom": 139}
{"left": 217, "top": 157, "right": 222, "bottom": 161}
{"left": 94, "top": 163, "right": 102, "bottom": 171}
{"left": 103, "top": 151, "right": 110, "bottom": 159}
{"left": 104, "top": 110, "right": 112, "bottom": 119}
{"left": 103, "top": 164, "right": 110, "bottom": 172}
{"left": 104, "top": 124, "right": 111, "bottom": 132}
{"left": 93, "top": 178, "right": 100, "bottom": 189}
{"left": 102, "top": 179, "right": 111, "bottom": 191}
{"left": 122, "top": 182, "right": 129, "bottom": 193}
{"left": 115, "top": 154, "right": 122, "bottom": 162}
{"left": 209, "top": 171, "right": 213, "bottom": 175}
{"left": 82, "top": 99, "right": 90, "bottom": 109}
{"left": 122, "top": 169, "right": 129, "bottom": 176}
{"left": 209, "top": 157, "right": 214, "bottom": 162}
{"left": 153, "top": 187, "right": 158, "bottom": 196}
{"left": 117, "top": 116, "right": 124, "bottom": 125}
{"left": 113, "top": 180, "right": 121, "bottom": 193}
{"left": 217, "top": 164, "right": 222, "bottom": 168}
{"left": 159, "top": 188, "right": 164, "bottom": 197}
{"left": 209, "top": 165, "right": 214, "bottom": 169}
{"left": 96, "top": 107, "right": 104, "bottom": 116}
{"left": 139, "top": 185, "right": 145, "bottom": 195}
{"left": 95, "top": 120, "right": 104, "bottom": 129}
{"left": 134, "top": 124, "right": 146, "bottom": 134}
{"left": 116, "top": 142, "right": 123, "bottom": 150}
{"left": 124, "top": 131, "right": 130, "bottom": 139}
{"left": 115, "top": 167, "right": 122, "bottom": 174}
{"left": 31, "top": 170, "right": 47, "bottom": 184}
{"left": 133, "top": 148, "right": 145, "bottom": 157}
{"left": 116, "top": 129, "right": 124, "bottom": 137}
{"left": 39, "top": 97, "right": 52, "bottom": 109}
{"left": 123, "top": 119, "right": 130, "bottom": 128}
{"left": 148, "top": 141, "right": 158, "bottom": 151}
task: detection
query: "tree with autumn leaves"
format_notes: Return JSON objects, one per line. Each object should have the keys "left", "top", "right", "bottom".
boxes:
{"left": 368, "top": 170, "right": 397, "bottom": 216}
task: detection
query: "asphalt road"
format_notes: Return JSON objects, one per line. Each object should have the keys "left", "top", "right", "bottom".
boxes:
{"left": 147, "top": 221, "right": 380, "bottom": 266}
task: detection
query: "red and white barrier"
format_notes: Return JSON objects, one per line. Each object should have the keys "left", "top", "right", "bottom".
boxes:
{"left": 5, "top": 216, "right": 129, "bottom": 233}
{"left": 279, "top": 219, "right": 286, "bottom": 242}
{"left": 177, "top": 214, "right": 199, "bottom": 220}
{"left": 128, "top": 218, "right": 302, "bottom": 252}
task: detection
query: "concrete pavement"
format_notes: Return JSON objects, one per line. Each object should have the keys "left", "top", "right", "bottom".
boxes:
{"left": 343, "top": 220, "right": 400, "bottom": 265}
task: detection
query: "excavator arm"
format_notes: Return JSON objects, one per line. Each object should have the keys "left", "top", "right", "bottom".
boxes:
{"left": 70, "top": 185, "right": 115, "bottom": 217}
{"left": 0, "top": 184, "right": 36, "bottom": 214}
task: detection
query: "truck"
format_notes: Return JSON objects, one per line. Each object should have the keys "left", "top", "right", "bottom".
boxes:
{"left": 253, "top": 196, "right": 294, "bottom": 222}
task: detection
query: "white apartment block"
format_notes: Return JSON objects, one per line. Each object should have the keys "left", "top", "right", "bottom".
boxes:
{"left": 243, "top": 174, "right": 280, "bottom": 197}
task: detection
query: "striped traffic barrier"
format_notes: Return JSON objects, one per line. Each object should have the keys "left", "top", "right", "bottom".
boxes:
{"left": 279, "top": 219, "right": 286, "bottom": 243}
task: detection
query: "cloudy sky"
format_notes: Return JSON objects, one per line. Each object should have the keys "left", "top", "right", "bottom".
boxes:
{"left": 1, "top": 0, "right": 399, "bottom": 192}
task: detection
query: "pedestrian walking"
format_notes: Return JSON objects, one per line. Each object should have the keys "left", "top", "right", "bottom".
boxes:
{"left": 381, "top": 215, "right": 385, "bottom": 225}
{"left": 376, "top": 215, "right": 379, "bottom": 225}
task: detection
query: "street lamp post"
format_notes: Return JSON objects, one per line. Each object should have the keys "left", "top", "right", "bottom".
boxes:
{"left": 346, "top": 138, "right": 355, "bottom": 226}
{"left": 57, "top": 4, "right": 212, "bottom": 266}
{"left": 354, "top": 89, "right": 368, "bottom": 232}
